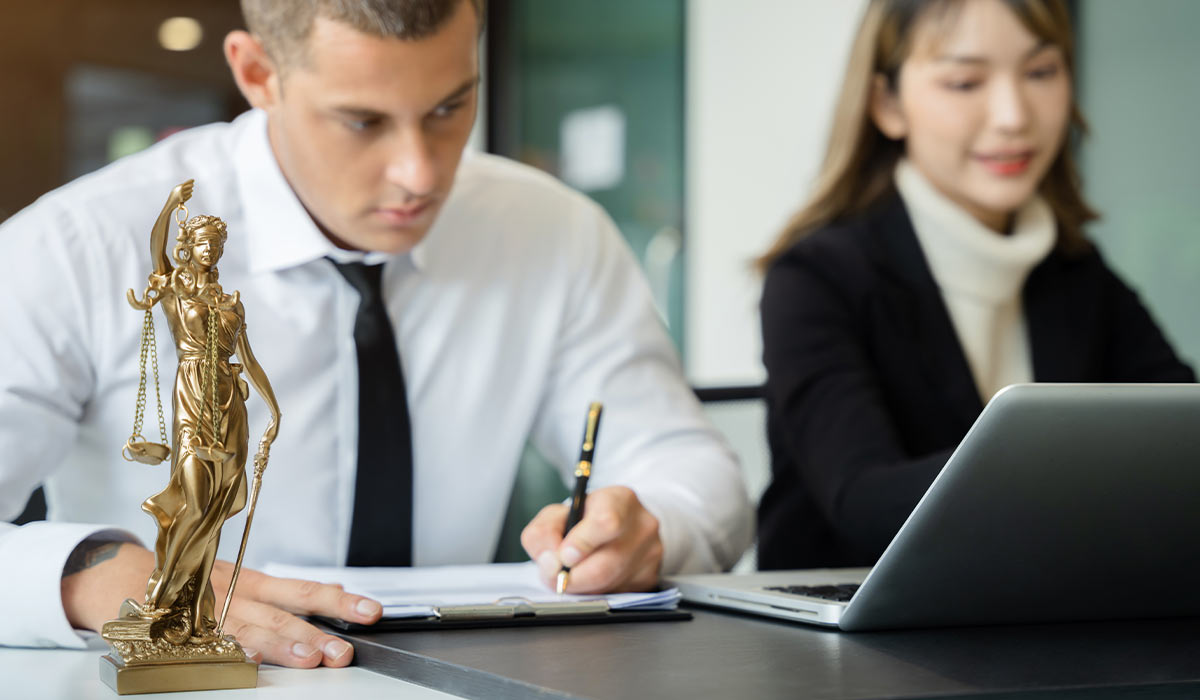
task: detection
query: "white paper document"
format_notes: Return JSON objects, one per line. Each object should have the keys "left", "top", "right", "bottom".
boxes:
{"left": 262, "top": 561, "right": 682, "bottom": 619}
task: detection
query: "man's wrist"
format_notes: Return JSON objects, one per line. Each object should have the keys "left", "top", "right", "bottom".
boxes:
{"left": 60, "top": 539, "right": 154, "bottom": 631}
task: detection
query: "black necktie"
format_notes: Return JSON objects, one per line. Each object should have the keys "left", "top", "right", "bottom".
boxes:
{"left": 329, "top": 260, "right": 413, "bottom": 566}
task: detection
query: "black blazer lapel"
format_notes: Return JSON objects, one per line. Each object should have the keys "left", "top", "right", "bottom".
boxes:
{"left": 1025, "top": 253, "right": 1087, "bottom": 382}
{"left": 868, "top": 194, "right": 984, "bottom": 430}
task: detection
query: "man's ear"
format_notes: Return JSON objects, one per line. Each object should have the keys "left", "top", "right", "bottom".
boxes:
{"left": 869, "top": 73, "right": 908, "bottom": 141}
{"left": 224, "top": 30, "right": 281, "bottom": 110}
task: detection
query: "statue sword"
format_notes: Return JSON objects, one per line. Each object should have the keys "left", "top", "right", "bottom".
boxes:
{"left": 217, "top": 441, "right": 270, "bottom": 636}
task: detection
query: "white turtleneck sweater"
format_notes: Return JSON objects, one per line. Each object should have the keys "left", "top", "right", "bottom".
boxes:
{"left": 894, "top": 159, "right": 1056, "bottom": 402}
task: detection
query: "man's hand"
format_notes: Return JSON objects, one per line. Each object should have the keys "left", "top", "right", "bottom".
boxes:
{"left": 60, "top": 541, "right": 382, "bottom": 668}
{"left": 520, "top": 485, "right": 663, "bottom": 593}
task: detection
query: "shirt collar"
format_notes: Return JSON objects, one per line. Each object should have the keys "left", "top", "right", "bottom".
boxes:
{"left": 233, "top": 109, "right": 426, "bottom": 273}
{"left": 234, "top": 110, "right": 335, "bottom": 274}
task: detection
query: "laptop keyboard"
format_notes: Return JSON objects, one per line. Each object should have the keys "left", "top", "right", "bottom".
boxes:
{"left": 764, "top": 584, "right": 860, "bottom": 602}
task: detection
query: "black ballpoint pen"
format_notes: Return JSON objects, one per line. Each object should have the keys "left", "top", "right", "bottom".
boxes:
{"left": 557, "top": 401, "right": 603, "bottom": 594}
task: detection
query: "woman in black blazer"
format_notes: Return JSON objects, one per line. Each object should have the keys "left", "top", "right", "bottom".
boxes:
{"left": 756, "top": 0, "right": 1194, "bottom": 570}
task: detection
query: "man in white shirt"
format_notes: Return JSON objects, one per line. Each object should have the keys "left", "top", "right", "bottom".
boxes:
{"left": 0, "top": 0, "right": 752, "bottom": 669}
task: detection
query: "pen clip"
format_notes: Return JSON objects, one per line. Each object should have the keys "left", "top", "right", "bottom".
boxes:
{"left": 578, "top": 402, "right": 603, "bottom": 466}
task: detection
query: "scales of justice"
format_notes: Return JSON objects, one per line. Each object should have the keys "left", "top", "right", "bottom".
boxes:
{"left": 99, "top": 180, "right": 281, "bottom": 694}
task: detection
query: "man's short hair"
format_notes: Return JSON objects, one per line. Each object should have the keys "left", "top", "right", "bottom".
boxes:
{"left": 241, "top": 0, "right": 485, "bottom": 69}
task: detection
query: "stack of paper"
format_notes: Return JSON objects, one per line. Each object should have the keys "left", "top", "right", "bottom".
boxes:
{"left": 261, "top": 561, "right": 682, "bottom": 619}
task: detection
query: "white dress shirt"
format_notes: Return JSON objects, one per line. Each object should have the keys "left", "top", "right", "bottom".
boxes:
{"left": 0, "top": 109, "right": 752, "bottom": 648}
{"left": 895, "top": 159, "right": 1056, "bottom": 401}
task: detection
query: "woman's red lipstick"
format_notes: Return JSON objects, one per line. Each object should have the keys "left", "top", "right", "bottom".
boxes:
{"left": 975, "top": 150, "right": 1033, "bottom": 177}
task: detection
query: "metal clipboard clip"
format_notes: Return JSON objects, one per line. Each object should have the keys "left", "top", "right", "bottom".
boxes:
{"left": 434, "top": 596, "right": 610, "bottom": 621}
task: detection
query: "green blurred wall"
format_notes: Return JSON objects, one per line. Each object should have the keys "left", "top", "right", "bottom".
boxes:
{"left": 1078, "top": 1, "right": 1200, "bottom": 366}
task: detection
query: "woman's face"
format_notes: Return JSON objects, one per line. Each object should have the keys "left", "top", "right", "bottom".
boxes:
{"left": 191, "top": 232, "right": 224, "bottom": 270}
{"left": 872, "top": 0, "right": 1072, "bottom": 231}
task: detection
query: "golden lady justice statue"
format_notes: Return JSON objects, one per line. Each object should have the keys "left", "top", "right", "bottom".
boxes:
{"left": 99, "top": 180, "right": 281, "bottom": 694}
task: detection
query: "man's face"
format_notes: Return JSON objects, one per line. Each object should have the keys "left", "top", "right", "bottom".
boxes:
{"left": 265, "top": 2, "right": 479, "bottom": 252}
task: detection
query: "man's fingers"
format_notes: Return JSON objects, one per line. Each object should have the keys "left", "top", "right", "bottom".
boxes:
{"left": 253, "top": 574, "right": 382, "bottom": 625}
{"left": 558, "top": 487, "right": 635, "bottom": 567}
{"left": 524, "top": 487, "right": 663, "bottom": 593}
{"left": 222, "top": 601, "right": 322, "bottom": 668}
{"left": 211, "top": 560, "right": 262, "bottom": 599}
{"left": 556, "top": 543, "right": 627, "bottom": 593}
{"left": 210, "top": 562, "right": 379, "bottom": 626}
{"left": 206, "top": 561, "right": 372, "bottom": 668}
{"left": 225, "top": 598, "right": 355, "bottom": 668}
{"left": 521, "top": 503, "right": 568, "bottom": 564}
{"left": 561, "top": 516, "right": 662, "bottom": 594}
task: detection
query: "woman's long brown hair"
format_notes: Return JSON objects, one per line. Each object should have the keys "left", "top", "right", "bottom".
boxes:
{"left": 757, "top": 0, "right": 1096, "bottom": 272}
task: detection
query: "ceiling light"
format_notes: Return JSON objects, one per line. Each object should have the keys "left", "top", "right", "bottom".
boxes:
{"left": 158, "top": 17, "right": 203, "bottom": 52}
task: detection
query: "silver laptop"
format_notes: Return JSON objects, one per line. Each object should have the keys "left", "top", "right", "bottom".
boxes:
{"left": 670, "top": 383, "right": 1200, "bottom": 631}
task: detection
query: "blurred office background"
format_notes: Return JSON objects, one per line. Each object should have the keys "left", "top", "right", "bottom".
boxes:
{"left": 4, "top": 1, "right": 1198, "bottom": 556}
{"left": 6, "top": 0, "right": 1197, "bottom": 384}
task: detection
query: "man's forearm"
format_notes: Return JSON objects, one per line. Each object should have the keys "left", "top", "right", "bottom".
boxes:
{"left": 62, "top": 539, "right": 126, "bottom": 577}
{"left": 61, "top": 540, "right": 155, "bottom": 631}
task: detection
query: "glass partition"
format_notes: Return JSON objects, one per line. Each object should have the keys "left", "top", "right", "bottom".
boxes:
{"left": 486, "top": 0, "right": 688, "bottom": 352}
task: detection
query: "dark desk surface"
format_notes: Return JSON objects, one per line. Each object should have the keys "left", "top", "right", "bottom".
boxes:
{"left": 336, "top": 608, "right": 1200, "bottom": 700}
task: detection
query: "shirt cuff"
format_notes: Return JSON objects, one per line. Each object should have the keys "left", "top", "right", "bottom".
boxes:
{"left": 635, "top": 482, "right": 755, "bottom": 577}
{"left": 635, "top": 491, "right": 710, "bottom": 576}
{"left": 0, "top": 522, "right": 140, "bottom": 649}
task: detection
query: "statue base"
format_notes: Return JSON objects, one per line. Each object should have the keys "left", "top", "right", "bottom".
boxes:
{"left": 99, "top": 598, "right": 257, "bottom": 694}
{"left": 99, "top": 654, "right": 257, "bottom": 695}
